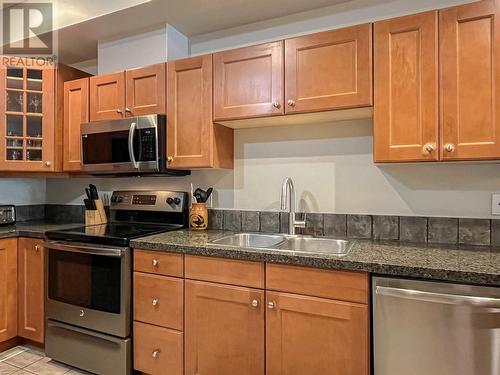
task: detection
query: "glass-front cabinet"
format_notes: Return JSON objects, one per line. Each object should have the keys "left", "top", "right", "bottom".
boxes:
{"left": 0, "top": 59, "right": 55, "bottom": 171}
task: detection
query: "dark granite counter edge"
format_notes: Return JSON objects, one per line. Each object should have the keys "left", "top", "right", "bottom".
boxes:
{"left": 129, "top": 240, "right": 500, "bottom": 287}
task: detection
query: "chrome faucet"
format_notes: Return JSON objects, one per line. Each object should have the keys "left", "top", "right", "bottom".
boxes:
{"left": 280, "top": 177, "right": 306, "bottom": 235}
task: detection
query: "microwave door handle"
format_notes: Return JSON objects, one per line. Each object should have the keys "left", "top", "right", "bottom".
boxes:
{"left": 128, "top": 122, "right": 139, "bottom": 169}
{"left": 375, "top": 286, "right": 500, "bottom": 308}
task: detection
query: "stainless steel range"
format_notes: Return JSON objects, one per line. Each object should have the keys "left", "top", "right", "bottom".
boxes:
{"left": 44, "top": 190, "right": 189, "bottom": 375}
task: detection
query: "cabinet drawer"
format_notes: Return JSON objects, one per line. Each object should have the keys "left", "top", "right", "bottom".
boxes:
{"left": 133, "top": 272, "right": 183, "bottom": 330}
{"left": 134, "top": 250, "right": 183, "bottom": 277}
{"left": 266, "top": 264, "right": 368, "bottom": 304}
{"left": 134, "top": 322, "right": 183, "bottom": 375}
{"left": 185, "top": 255, "right": 264, "bottom": 288}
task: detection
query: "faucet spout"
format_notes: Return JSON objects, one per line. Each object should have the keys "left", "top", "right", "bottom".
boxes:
{"left": 280, "top": 177, "right": 304, "bottom": 235}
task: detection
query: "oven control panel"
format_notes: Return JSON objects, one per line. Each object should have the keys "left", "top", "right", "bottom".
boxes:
{"left": 110, "top": 191, "right": 188, "bottom": 213}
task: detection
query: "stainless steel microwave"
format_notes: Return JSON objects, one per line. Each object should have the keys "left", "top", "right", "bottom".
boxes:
{"left": 80, "top": 115, "right": 189, "bottom": 176}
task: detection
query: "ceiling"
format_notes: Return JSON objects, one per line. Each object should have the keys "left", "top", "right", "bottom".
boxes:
{"left": 48, "top": 0, "right": 353, "bottom": 64}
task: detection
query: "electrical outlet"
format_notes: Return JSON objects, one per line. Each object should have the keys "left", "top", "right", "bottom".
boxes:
{"left": 492, "top": 194, "right": 500, "bottom": 215}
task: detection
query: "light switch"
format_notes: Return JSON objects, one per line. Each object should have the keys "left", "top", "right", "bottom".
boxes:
{"left": 492, "top": 194, "right": 500, "bottom": 215}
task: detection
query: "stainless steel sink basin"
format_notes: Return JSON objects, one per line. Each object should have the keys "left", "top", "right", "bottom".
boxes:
{"left": 210, "top": 233, "right": 287, "bottom": 248}
{"left": 277, "top": 237, "right": 353, "bottom": 255}
{"left": 209, "top": 233, "right": 353, "bottom": 255}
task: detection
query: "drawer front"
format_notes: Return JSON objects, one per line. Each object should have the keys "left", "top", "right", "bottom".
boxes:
{"left": 185, "top": 255, "right": 265, "bottom": 288}
{"left": 134, "top": 250, "right": 183, "bottom": 277}
{"left": 266, "top": 264, "right": 369, "bottom": 304}
{"left": 134, "top": 322, "right": 183, "bottom": 375}
{"left": 134, "top": 272, "right": 183, "bottom": 330}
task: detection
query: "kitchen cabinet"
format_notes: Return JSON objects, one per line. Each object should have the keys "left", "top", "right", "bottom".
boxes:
{"left": 266, "top": 291, "right": 369, "bottom": 375}
{"left": 89, "top": 72, "right": 125, "bottom": 121}
{"left": 167, "top": 55, "right": 234, "bottom": 169}
{"left": 63, "top": 78, "right": 89, "bottom": 171}
{"left": 125, "top": 64, "right": 165, "bottom": 116}
{"left": 374, "top": 11, "right": 439, "bottom": 162}
{"left": 0, "top": 238, "right": 17, "bottom": 343}
{"left": 17, "top": 238, "right": 45, "bottom": 343}
{"left": 213, "top": 42, "right": 284, "bottom": 121}
{"left": 185, "top": 280, "right": 265, "bottom": 375}
{"left": 440, "top": 0, "right": 500, "bottom": 160}
{"left": 285, "top": 24, "right": 373, "bottom": 114}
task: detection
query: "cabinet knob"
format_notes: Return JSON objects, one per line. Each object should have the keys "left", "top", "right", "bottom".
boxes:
{"left": 445, "top": 143, "right": 455, "bottom": 153}
{"left": 273, "top": 101, "right": 281, "bottom": 109}
{"left": 152, "top": 259, "right": 159, "bottom": 267}
{"left": 79, "top": 310, "right": 85, "bottom": 317}
{"left": 152, "top": 298, "right": 158, "bottom": 306}
{"left": 152, "top": 350, "right": 160, "bottom": 358}
{"left": 125, "top": 107, "right": 131, "bottom": 113}
{"left": 287, "top": 99, "right": 295, "bottom": 107}
{"left": 45, "top": 161, "right": 51, "bottom": 167}
{"left": 35, "top": 245, "right": 40, "bottom": 252}
{"left": 167, "top": 156, "right": 173, "bottom": 163}
{"left": 116, "top": 109, "right": 123, "bottom": 114}
{"left": 267, "top": 301, "right": 276, "bottom": 309}
{"left": 424, "top": 143, "right": 435, "bottom": 153}
{"left": 251, "top": 299, "right": 259, "bottom": 308}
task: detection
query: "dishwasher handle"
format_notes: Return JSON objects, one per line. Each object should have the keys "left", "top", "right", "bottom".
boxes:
{"left": 375, "top": 286, "right": 500, "bottom": 308}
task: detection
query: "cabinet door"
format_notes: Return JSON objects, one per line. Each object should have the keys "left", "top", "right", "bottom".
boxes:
{"left": 0, "top": 61, "right": 55, "bottom": 171}
{"left": 285, "top": 24, "right": 372, "bottom": 114}
{"left": 266, "top": 292, "right": 369, "bottom": 375}
{"left": 185, "top": 280, "right": 264, "bottom": 375}
{"left": 17, "top": 238, "right": 45, "bottom": 343}
{"left": 0, "top": 238, "right": 17, "bottom": 343}
{"left": 440, "top": 0, "right": 500, "bottom": 160}
{"left": 214, "top": 42, "right": 284, "bottom": 120}
{"left": 63, "top": 78, "right": 88, "bottom": 171}
{"left": 167, "top": 55, "right": 213, "bottom": 168}
{"left": 374, "top": 12, "right": 439, "bottom": 162}
{"left": 125, "top": 64, "right": 166, "bottom": 116}
{"left": 89, "top": 72, "right": 125, "bottom": 121}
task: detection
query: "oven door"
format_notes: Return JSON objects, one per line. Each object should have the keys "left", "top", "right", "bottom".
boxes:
{"left": 81, "top": 115, "right": 160, "bottom": 174}
{"left": 45, "top": 241, "right": 131, "bottom": 338}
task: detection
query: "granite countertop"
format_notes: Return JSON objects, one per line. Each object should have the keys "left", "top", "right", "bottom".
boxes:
{"left": 130, "top": 229, "right": 500, "bottom": 286}
{"left": 0, "top": 220, "right": 83, "bottom": 239}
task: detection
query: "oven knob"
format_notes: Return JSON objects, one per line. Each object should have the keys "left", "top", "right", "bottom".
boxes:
{"left": 166, "top": 197, "right": 174, "bottom": 205}
{"left": 111, "top": 195, "right": 117, "bottom": 203}
{"left": 116, "top": 196, "right": 123, "bottom": 203}
{"left": 174, "top": 198, "right": 181, "bottom": 205}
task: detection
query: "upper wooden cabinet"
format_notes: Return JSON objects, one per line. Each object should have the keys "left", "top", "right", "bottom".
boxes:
{"left": 125, "top": 64, "right": 165, "bottom": 116}
{"left": 440, "top": 0, "right": 500, "bottom": 160}
{"left": 167, "top": 55, "right": 234, "bottom": 169}
{"left": 374, "top": 11, "right": 439, "bottom": 162}
{"left": 285, "top": 24, "right": 373, "bottom": 114}
{"left": 89, "top": 72, "right": 125, "bottom": 121}
{"left": 213, "top": 42, "right": 284, "bottom": 121}
{"left": 89, "top": 64, "right": 165, "bottom": 122}
{"left": 17, "top": 238, "right": 45, "bottom": 343}
{"left": 63, "top": 78, "right": 89, "bottom": 172}
{"left": 266, "top": 291, "right": 369, "bottom": 375}
{"left": 0, "top": 238, "right": 17, "bottom": 343}
{"left": 185, "top": 280, "right": 265, "bottom": 375}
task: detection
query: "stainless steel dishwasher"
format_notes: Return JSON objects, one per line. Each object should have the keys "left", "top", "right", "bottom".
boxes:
{"left": 373, "top": 277, "right": 500, "bottom": 375}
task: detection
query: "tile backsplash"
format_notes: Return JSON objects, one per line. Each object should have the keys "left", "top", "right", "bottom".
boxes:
{"left": 209, "top": 209, "right": 500, "bottom": 247}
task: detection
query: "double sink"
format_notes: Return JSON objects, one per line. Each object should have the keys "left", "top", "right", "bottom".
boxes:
{"left": 209, "top": 233, "right": 353, "bottom": 256}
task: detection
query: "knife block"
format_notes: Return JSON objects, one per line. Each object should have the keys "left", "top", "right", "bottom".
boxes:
{"left": 85, "top": 199, "right": 108, "bottom": 226}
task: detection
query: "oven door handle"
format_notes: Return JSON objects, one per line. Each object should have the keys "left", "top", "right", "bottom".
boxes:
{"left": 128, "top": 122, "right": 139, "bottom": 169}
{"left": 45, "top": 241, "right": 125, "bottom": 258}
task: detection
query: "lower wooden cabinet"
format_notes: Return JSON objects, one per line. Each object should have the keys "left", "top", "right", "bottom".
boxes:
{"left": 266, "top": 291, "right": 369, "bottom": 375}
{"left": 17, "top": 238, "right": 45, "bottom": 343}
{"left": 184, "top": 280, "right": 265, "bottom": 375}
{"left": 0, "top": 238, "right": 17, "bottom": 343}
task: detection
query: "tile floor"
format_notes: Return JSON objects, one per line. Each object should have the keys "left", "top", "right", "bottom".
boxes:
{"left": 0, "top": 346, "right": 91, "bottom": 375}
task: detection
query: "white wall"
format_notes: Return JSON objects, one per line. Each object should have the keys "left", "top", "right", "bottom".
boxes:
{"left": 0, "top": 179, "right": 46, "bottom": 205}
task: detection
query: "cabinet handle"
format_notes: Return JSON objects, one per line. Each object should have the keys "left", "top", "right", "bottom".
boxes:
{"left": 445, "top": 143, "right": 455, "bottom": 153}
{"left": 152, "top": 259, "right": 159, "bottom": 267}
{"left": 152, "top": 298, "right": 158, "bottom": 306}
{"left": 287, "top": 99, "right": 295, "bottom": 107}
{"left": 267, "top": 301, "right": 276, "bottom": 309}
{"left": 116, "top": 109, "right": 123, "bottom": 114}
{"left": 424, "top": 143, "right": 435, "bottom": 153}
{"left": 45, "top": 161, "right": 51, "bottom": 167}
{"left": 125, "top": 107, "right": 131, "bottom": 113}
{"left": 251, "top": 299, "right": 259, "bottom": 308}
{"left": 167, "top": 156, "right": 173, "bottom": 163}
{"left": 152, "top": 350, "right": 160, "bottom": 359}
{"left": 273, "top": 101, "right": 281, "bottom": 109}
{"left": 35, "top": 245, "right": 40, "bottom": 252}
